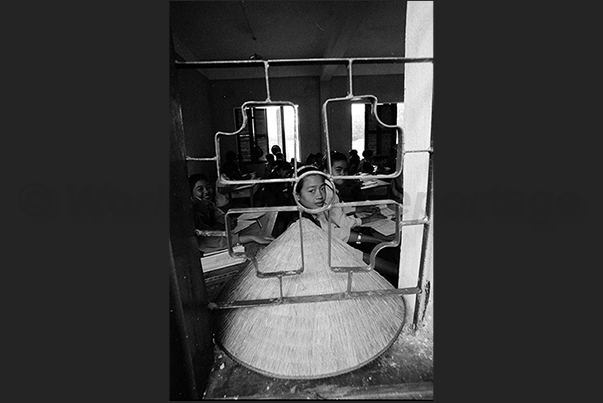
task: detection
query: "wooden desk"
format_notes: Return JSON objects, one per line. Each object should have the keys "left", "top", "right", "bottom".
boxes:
{"left": 360, "top": 178, "right": 391, "bottom": 199}
{"left": 228, "top": 183, "right": 260, "bottom": 206}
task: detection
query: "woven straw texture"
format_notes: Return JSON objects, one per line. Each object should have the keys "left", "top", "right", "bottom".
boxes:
{"left": 213, "top": 218, "right": 406, "bottom": 379}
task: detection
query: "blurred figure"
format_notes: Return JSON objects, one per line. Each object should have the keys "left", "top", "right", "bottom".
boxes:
{"left": 313, "top": 152, "right": 324, "bottom": 170}
{"left": 271, "top": 144, "right": 282, "bottom": 157}
{"left": 326, "top": 151, "right": 364, "bottom": 202}
{"left": 263, "top": 153, "right": 276, "bottom": 178}
{"left": 348, "top": 149, "right": 360, "bottom": 175}
{"left": 216, "top": 151, "right": 254, "bottom": 209}
{"left": 359, "top": 149, "right": 375, "bottom": 174}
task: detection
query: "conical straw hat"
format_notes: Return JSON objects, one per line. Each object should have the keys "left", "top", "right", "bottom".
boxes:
{"left": 213, "top": 218, "right": 406, "bottom": 379}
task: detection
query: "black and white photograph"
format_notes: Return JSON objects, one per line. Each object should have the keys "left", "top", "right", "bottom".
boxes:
{"left": 169, "top": 1, "right": 433, "bottom": 399}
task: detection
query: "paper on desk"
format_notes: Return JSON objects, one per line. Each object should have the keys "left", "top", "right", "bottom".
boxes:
{"left": 361, "top": 219, "right": 397, "bottom": 236}
{"left": 232, "top": 220, "right": 256, "bottom": 233}
{"left": 237, "top": 212, "right": 265, "bottom": 221}
{"left": 379, "top": 205, "right": 397, "bottom": 219}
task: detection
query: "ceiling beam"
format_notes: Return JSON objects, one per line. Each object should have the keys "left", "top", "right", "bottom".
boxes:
{"left": 320, "top": 3, "right": 371, "bottom": 82}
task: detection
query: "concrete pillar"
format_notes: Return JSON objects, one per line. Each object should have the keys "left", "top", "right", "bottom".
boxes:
{"left": 397, "top": 1, "right": 433, "bottom": 329}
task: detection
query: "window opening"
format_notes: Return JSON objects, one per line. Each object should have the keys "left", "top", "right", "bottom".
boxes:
{"left": 182, "top": 57, "right": 433, "bottom": 327}
{"left": 351, "top": 102, "right": 404, "bottom": 156}
{"left": 235, "top": 105, "right": 300, "bottom": 163}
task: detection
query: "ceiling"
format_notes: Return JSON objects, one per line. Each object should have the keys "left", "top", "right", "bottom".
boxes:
{"left": 170, "top": 1, "right": 407, "bottom": 80}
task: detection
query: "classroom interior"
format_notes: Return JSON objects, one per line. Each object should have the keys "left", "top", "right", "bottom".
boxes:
{"left": 169, "top": 1, "right": 433, "bottom": 400}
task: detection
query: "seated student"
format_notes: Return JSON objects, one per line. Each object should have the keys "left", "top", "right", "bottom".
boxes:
{"left": 221, "top": 151, "right": 252, "bottom": 181}
{"left": 291, "top": 166, "right": 398, "bottom": 282}
{"left": 256, "top": 161, "right": 296, "bottom": 237}
{"left": 263, "top": 153, "right": 276, "bottom": 179}
{"left": 324, "top": 151, "right": 364, "bottom": 202}
{"left": 359, "top": 149, "right": 375, "bottom": 174}
{"left": 313, "top": 152, "right": 324, "bottom": 170}
{"left": 348, "top": 149, "right": 360, "bottom": 175}
{"left": 271, "top": 144, "right": 282, "bottom": 157}
{"left": 304, "top": 153, "right": 316, "bottom": 166}
{"left": 374, "top": 156, "right": 389, "bottom": 175}
{"left": 216, "top": 151, "right": 255, "bottom": 210}
{"left": 258, "top": 161, "right": 294, "bottom": 206}
{"left": 189, "top": 174, "right": 274, "bottom": 255}
{"left": 274, "top": 152, "right": 285, "bottom": 162}
{"left": 293, "top": 166, "right": 383, "bottom": 245}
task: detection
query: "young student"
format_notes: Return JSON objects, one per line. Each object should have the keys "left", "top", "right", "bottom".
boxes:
{"left": 256, "top": 161, "right": 296, "bottom": 237}
{"left": 359, "top": 149, "right": 375, "bottom": 174}
{"left": 324, "top": 151, "right": 364, "bottom": 202}
{"left": 263, "top": 153, "right": 276, "bottom": 178}
{"left": 292, "top": 166, "right": 399, "bottom": 282}
{"left": 216, "top": 151, "right": 256, "bottom": 210}
{"left": 256, "top": 161, "right": 294, "bottom": 207}
{"left": 292, "top": 166, "right": 383, "bottom": 245}
{"left": 270, "top": 144, "right": 282, "bottom": 157}
{"left": 348, "top": 149, "right": 360, "bottom": 175}
{"left": 189, "top": 174, "right": 274, "bottom": 255}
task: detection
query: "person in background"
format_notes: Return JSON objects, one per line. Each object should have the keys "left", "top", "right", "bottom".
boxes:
{"left": 271, "top": 144, "right": 282, "bottom": 157}
{"left": 348, "top": 149, "right": 360, "bottom": 175}
{"left": 359, "top": 149, "right": 375, "bottom": 174}
{"left": 292, "top": 166, "right": 398, "bottom": 282}
{"left": 274, "top": 152, "right": 285, "bottom": 162}
{"left": 325, "top": 151, "right": 365, "bottom": 203}
{"left": 313, "top": 152, "right": 324, "bottom": 170}
{"left": 189, "top": 174, "right": 273, "bottom": 255}
{"left": 216, "top": 151, "right": 255, "bottom": 210}
{"left": 257, "top": 161, "right": 296, "bottom": 237}
{"left": 257, "top": 161, "right": 294, "bottom": 207}
{"left": 221, "top": 151, "right": 251, "bottom": 181}
{"left": 385, "top": 146, "right": 397, "bottom": 172}
{"left": 263, "top": 153, "right": 276, "bottom": 178}
{"left": 374, "top": 155, "right": 388, "bottom": 175}
{"left": 304, "top": 153, "right": 316, "bottom": 166}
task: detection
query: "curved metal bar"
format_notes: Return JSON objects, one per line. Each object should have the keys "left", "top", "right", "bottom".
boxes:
{"left": 224, "top": 206, "right": 306, "bottom": 280}
{"left": 322, "top": 95, "right": 404, "bottom": 181}
{"left": 327, "top": 200, "right": 401, "bottom": 274}
{"left": 216, "top": 100, "right": 300, "bottom": 187}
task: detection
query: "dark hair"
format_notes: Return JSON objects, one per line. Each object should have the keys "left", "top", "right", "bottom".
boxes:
{"left": 274, "top": 160, "right": 292, "bottom": 174}
{"left": 294, "top": 165, "right": 321, "bottom": 193}
{"left": 330, "top": 151, "right": 348, "bottom": 166}
{"left": 271, "top": 145, "right": 282, "bottom": 155}
{"left": 266, "top": 154, "right": 275, "bottom": 163}
{"left": 305, "top": 153, "right": 316, "bottom": 165}
{"left": 188, "top": 173, "right": 209, "bottom": 193}
{"left": 349, "top": 149, "right": 358, "bottom": 156}
{"left": 362, "top": 149, "right": 374, "bottom": 158}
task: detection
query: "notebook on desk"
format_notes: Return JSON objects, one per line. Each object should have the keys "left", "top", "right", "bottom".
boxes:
{"left": 360, "top": 218, "right": 397, "bottom": 236}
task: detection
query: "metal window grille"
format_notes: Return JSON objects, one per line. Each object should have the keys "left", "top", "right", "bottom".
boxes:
{"left": 177, "top": 56, "right": 433, "bottom": 326}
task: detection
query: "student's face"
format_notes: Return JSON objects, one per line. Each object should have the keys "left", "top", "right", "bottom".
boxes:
{"left": 297, "top": 174, "right": 326, "bottom": 209}
{"left": 331, "top": 160, "right": 348, "bottom": 184}
{"left": 193, "top": 179, "right": 213, "bottom": 201}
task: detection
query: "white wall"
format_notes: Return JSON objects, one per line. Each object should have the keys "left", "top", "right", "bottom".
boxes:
{"left": 397, "top": 1, "right": 433, "bottom": 328}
